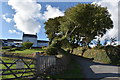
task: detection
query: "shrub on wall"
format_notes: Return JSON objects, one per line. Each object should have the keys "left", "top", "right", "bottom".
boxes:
{"left": 45, "top": 46, "right": 58, "bottom": 55}
{"left": 22, "top": 42, "right": 33, "bottom": 49}
{"left": 42, "top": 46, "right": 47, "bottom": 49}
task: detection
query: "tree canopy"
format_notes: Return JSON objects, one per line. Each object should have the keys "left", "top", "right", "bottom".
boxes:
{"left": 44, "top": 17, "right": 62, "bottom": 44}
{"left": 44, "top": 3, "right": 113, "bottom": 53}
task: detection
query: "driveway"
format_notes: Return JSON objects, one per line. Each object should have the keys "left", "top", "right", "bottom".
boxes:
{"left": 72, "top": 55, "right": 120, "bottom": 80}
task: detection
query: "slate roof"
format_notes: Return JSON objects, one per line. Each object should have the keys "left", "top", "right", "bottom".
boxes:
{"left": 37, "top": 40, "right": 49, "bottom": 43}
{"left": 7, "top": 39, "right": 22, "bottom": 42}
{"left": 23, "top": 34, "right": 37, "bottom": 38}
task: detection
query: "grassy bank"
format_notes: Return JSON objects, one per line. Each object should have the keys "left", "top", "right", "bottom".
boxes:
{"left": 73, "top": 47, "right": 111, "bottom": 63}
{"left": 73, "top": 47, "right": 120, "bottom": 65}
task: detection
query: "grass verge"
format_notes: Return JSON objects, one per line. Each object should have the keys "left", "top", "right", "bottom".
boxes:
{"left": 11, "top": 49, "right": 44, "bottom": 54}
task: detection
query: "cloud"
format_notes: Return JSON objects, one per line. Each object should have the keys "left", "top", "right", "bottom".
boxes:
{"left": 9, "top": 30, "right": 20, "bottom": 34}
{"left": 43, "top": 5, "right": 64, "bottom": 20}
{"left": 92, "top": 0, "right": 119, "bottom": 43}
{"left": 7, "top": 0, "right": 64, "bottom": 34}
{"left": 2, "top": 14, "right": 12, "bottom": 23}
{"left": 8, "top": 0, "right": 42, "bottom": 34}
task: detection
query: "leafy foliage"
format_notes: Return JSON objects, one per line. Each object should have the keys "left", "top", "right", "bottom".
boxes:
{"left": 60, "top": 4, "right": 113, "bottom": 46}
{"left": 44, "top": 4, "right": 113, "bottom": 54}
{"left": 22, "top": 42, "right": 33, "bottom": 49}
{"left": 44, "top": 17, "right": 63, "bottom": 45}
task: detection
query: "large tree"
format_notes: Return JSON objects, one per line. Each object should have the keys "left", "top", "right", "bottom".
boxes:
{"left": 60, "top": 4, "right": 113, "bottom": 47}
{"left": 44, "top": 3, "right": 113, "bottom": 54}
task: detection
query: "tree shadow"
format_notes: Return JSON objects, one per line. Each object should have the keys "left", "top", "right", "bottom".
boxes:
{"left": 71, "top": 54, "right": 120, "bottom": 80}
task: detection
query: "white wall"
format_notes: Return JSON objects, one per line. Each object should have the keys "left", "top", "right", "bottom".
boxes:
{"left": 7, "top": 42, "right": 14, "bottom": 46}
{"left": 7, "top": 42, "right": 22, "bottom": 47}
{"left": 23, "top": 37, "right": 37, "bottom": 47}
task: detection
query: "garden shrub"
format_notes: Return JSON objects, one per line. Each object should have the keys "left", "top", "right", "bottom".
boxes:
{"left": 42, "top": 46, "right": 47, "bottom": 49}
{"left": 11, "top": 45, "right": 16, "bottom": 48}
{"left": 22, "top": 42, "right": 33, "bottom": 49}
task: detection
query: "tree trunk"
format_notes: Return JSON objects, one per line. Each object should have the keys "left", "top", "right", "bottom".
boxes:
{"left": 71, "top": 47, "right": 74, "bottom": 54}
{"left": 49, "top": 37, "right": 55, "bottom": 45}
{"left": 87, "top": 42, "right": 90, "bottom": 49}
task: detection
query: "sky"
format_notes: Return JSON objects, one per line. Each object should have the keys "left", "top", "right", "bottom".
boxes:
{"left": 0, "top": 0, "right": 119, "bottom": 44}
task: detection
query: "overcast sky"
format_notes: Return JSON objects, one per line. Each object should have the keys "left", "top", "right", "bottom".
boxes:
{"left": 0, "top": 0, "right": 119, "bottom": 43}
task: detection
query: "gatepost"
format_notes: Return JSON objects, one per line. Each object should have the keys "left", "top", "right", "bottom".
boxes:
{"left": 36, "top": 52, "right": 40, "bottom": 75}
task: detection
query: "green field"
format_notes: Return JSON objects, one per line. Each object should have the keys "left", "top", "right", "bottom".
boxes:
{"left": 1, "top": 48, "right": 45, "bottom": 57}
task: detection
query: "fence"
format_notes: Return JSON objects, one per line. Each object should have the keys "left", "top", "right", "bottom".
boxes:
{"left": 0, "top": 52, "right": 70, "bottom": 80}
{"left": 44, "top": 54, "right": 70, "bottom": 75}
{"left": 0, "top": 53, "right": 36, "bottom": 80}
{"left": 36, "top": 52, "right": 56, "bottom": 75}
{"left": 0, "top": 52, "right": 58, "bottom": 80}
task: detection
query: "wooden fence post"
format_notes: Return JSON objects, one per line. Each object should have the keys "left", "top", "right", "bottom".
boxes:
{"left": 36, "top": 52, "right": 40, "bottom": 75}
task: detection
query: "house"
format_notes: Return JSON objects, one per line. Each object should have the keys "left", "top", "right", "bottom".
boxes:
{"left": 7, "top": 39, "right": 22, "bottom": 47}
{"left": 1, "top": 33, "right": 49, "bottom": 47}
{"left": 37, "top": 40, "right": 49, "bottom": 47}
{"left": 23, "top": 33, "right": 38, "bottom": 47}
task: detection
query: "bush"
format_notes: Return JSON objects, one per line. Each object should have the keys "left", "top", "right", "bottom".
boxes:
{"left": 45, "top": 46, "right": 58, "bottom": 55}
{"left": 42, "top": 46, "right": 47, "bottom": 49}
{"left": 2, "top": 46, "right": 11, "bottom": 49}
{"left": 116, "top": 45, "right": 120, "bottom": 49}
{"left": 11, "top": 45, "right": 16, "bottom": 48}
{"left": 22, "top": 42, "right": 33, "bottom": 49}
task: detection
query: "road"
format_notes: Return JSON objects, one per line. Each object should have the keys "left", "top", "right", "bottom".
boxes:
{"left": 72, "top": 55, "right": 120, "bottom": 80}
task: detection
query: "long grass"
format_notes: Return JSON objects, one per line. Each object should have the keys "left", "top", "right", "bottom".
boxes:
{"left": 10, "top": 49, "right": 44, "bottom": 54}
